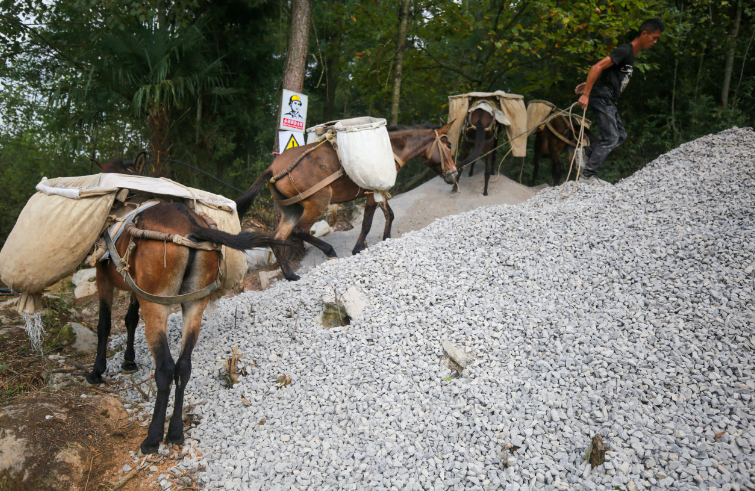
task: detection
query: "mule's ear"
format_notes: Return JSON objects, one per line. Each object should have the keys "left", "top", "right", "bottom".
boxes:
{"left": 90, "top": 158, "right": 104, "bottom": 170}
{"left": 134, "top": 151, "right": 147, "bottom": 175}
{"left": 439, "top": 119, "right": 456, "bottom": 134}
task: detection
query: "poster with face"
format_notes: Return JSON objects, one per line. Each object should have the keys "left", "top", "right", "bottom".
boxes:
{"left": 279, "top": 89, "right": 308, "bottom": 132}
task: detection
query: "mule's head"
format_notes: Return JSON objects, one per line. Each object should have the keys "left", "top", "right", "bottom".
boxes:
{"left": 422, "top": 121, "right": 457, "bottom": 185}
{"left": 456, "top": 108, "right": 494, "bottom": 169}
{"left": 93, "top": 151, "right": 147, "bottom": 175}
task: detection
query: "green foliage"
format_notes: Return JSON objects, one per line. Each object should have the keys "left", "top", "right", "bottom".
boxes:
{"left": 1, "top": 0, "right": 754, "bottom": 249}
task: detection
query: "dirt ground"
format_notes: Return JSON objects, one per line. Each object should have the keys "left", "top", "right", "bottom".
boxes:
{"left": 0, "top": 278, "right": 207, "bottom": 490}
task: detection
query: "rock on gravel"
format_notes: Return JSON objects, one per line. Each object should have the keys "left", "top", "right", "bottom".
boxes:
{"left": 108, "top": 128, "right": 755, "bottom": 490}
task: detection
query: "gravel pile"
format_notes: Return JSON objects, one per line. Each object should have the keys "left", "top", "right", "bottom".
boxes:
{"left": 111, "top": 128, "right": 755, "bottom": 490}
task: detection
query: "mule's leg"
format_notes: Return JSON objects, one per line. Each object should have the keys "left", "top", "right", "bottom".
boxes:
{"left": 86, "top": 264, "right": 114, "bottom": 385}
{"left": 467, "top": 161, "right": 476, "bottom": 177}
{"left": 271, "top": 204, "right": 304, "bottom": 281}
{"left": 379, "top": 200, "right": 395, "bottom": 240}
{"left": 292, "top": 231, "right": 337, "bottom": 258}
{"left": 122, "top": 293, "right": 140, "bottom": 373}
{"left": 483, "top": 142, "right": 495, "bottom": 196}
{"left": 292, "top": 192, "right": 337, "bottom": 258}
{"left": 140, "top": 301, "right": 175, "bottom": 454}
{"left": 453, "top": 142, "right": 473, "bottom": 193}
{"left": 531, "top": 133, "right": 542, "bottom": 186}
{"left": 165, "top": 296, "right": 209, "bottom": 445}
{"left": 549, "top": 139, "right": 564, "bottom": 184}
{"left": 353, "top": 194, "right": 378, "bottom": 255}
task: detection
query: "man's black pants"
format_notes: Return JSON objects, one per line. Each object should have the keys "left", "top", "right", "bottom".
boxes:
{"left": 583, "top": 96, "right": 626, "bottom": 177}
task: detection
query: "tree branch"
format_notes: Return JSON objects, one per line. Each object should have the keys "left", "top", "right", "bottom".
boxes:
{"left": 0, "top": 13, "right": 88, "bottom": 68}
{"left": 420, "top": 46, "right": 481, "bottom": 83}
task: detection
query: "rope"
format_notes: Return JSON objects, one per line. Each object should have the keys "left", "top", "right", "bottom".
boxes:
{"left": 490, "top": 147, "right": 515, "bottom": 183}
{"left": 558, "top": 103, "right": 589, "bottom": 199}
{"left": 270, "top": 133, "right": 335, "bottom": 183}
{"left": 456, "top": 104, "right": 585, "bottom": 172}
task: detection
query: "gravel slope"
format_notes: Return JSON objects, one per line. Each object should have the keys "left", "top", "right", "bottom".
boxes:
{"left": 114, "top": 128, "right": 755, "bottom": 491}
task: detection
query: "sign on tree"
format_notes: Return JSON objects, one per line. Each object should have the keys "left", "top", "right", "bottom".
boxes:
{"left": 279, "top": 89, "right": 308, "bottom": 132}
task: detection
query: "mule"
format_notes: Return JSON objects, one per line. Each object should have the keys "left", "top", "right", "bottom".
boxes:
{"left": 452, "top": 108, "right": 498, "bottom": 196}
{"left": 531, "top": 115, "right": 595, "bottom": 185}
{"left": 86, "top": 156, "right": 287, "bottom": 454}
{"left": 234, "top": 123, "right": 458, "bottom": 281}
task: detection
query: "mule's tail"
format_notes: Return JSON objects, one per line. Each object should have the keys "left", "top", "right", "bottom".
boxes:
{"left": 457, "top": 123, "right": 486, "bottom": 168}
{"left": 189, "top": 226, "right": 291, "bottom": 251}
{"left": 235, "top": 169, "right": 273, "bottom": 218}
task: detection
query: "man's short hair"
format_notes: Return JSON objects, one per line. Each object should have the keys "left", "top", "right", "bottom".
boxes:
{"left": 639, "top": 18, "right": 665, "bottom": 35}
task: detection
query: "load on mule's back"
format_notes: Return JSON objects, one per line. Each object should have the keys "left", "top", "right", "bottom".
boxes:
{"left": 235, "top": 118, "right": 458, "bottom": 281}
{"left": 525, "top": 100, "right": 596, "bottom": 185}
{"left": 0, "top": 154, "right": 290, "bottom": 454}
{"left": 445, "top": 91, "right": 529, "bottom": 196}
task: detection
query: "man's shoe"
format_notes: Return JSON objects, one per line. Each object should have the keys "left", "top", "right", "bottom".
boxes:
{"left": 580, "top": 176, "right": 612, "bottom": 186}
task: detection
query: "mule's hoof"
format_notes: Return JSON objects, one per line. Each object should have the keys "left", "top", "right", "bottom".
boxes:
{"left": 165, "top": 431, "right": 185, "bottom": 446}
{"left": 285, "top": 273, "right": 300, "bottom": 282}
{"left": 140, "top": 439, "right": 161, "bottom": 455}
{"left": 121, "top": 361, "right": 138, "bottom": 374}
{"left": 85, "top": 372, "right": 103, "bottom": 385}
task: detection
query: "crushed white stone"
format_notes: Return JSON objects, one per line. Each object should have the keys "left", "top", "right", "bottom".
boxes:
{"left": 108, "top": 128, "right": 755, "bottom": 490}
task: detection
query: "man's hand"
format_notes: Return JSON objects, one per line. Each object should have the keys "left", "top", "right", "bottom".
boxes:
{"left": 578, "top": 94, "right": 589, "bottom": 109}
{"left": 575, "top": 82, "right": 586, "bottom": 95}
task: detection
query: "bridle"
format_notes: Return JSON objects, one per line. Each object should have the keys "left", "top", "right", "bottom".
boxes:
{"left": 425, "top": 130, "right": 456, "bottom": 177}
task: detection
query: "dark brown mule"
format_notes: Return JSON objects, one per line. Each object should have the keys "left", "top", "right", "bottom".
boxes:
{"left": 86, "top": 157, "right": 287, "bottom": 454}
{"left": 531, "top": 115, "right": 595, "bottom": 185}
{"left": 235, "top": 123, "right": 458, "bottom": 281}
{"left": 452, "top": 108, "right": 498, "bottom": 196}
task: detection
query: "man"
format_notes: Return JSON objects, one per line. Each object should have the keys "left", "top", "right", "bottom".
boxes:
{"left": 575, "top": 18, "right": 664, "bottom": 185}
{"left": 283, "top": 94, "right": 303, "bottom": 120}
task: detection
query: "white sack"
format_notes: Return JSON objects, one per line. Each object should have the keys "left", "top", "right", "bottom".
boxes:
{"left": 310, "top": 220, "right": 332, "bottom": 238}
{"left": 335, "top": 117, "right": 397, "bottom": 191}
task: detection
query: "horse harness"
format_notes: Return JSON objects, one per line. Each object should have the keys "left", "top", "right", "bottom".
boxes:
{"left": 104, "top": 208, "right": 223, "bottom": 305}
{"left": 270, "top": 130, "right": 453, "bottom": 207}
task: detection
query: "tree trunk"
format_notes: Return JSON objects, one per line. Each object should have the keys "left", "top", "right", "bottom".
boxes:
{"left": 275, "top": 0, "right": 312, "bottom": 258}
{"left": 148, "top": 105, "right": 172, "bottom": 177}
{"left": 695, "top": 4, "right": 713, "bottom": 96}
{"left": 389, "top": 0, "right": 412, "bottom": 126}
{"left": 721, "top": 0, "right": 743, "bottom": 108}
{"left": 283, "top": 0, "right": 313, "bottom": 93}
{"left": 274, "top": 0, "right": 312, "bottom": 152}
{"left": 323, "top": 30, "right": 342, "bottom": 121}
{"left": 89, "top": 122, "right": 99, "bottom": 174}
{"left": 195, "top": 95, "right": 202, "bottom": 145}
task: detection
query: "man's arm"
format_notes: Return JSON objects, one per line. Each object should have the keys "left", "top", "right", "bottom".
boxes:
{"left": 576, "top": 56, "right": 615, "bottom": 108}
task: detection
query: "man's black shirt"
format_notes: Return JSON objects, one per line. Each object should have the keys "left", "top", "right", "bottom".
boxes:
{"left": 591, "top": 43, "right": 635, "bottom": 103}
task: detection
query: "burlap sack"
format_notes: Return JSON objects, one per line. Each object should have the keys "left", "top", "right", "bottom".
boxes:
{"left": 0, "top": 186, "right": 116, "bottom": 303}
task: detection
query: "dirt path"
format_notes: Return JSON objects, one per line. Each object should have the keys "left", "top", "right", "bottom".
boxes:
{"left": 298, "top": 171, "right": 538, "bottom": 273}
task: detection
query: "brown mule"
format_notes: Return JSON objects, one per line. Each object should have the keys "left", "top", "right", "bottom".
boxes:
{"left": 86, "top": 157, "right": 288, "bottom": 454}
{"left": 531, "top": 115, "right": 595, "bottom": 185}
{"left": 235, "top": 123, "right": 458, "bottom": 281}
{"left": 452, "top": 108, "right": 498, "bottom": 196}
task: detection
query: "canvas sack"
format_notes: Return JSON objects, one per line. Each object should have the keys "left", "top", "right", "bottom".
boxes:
{"left": 0, "top": 175, "right": 117, "bottom": 311}
{"left": 334, "top": 117, "right": 396, "bottom": 191}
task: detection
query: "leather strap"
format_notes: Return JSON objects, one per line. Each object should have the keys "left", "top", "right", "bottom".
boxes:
{"left": 545, "top": 120, "right": 577, "bottom": 147}
{"left": 104, "top": 230, "right": 219, "bottom": 305}
{"left": 276, "top": 168, "right": 345, "bottom": 206}
{"left": 393, "top": 153, "right": 405, "bottom": 168}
